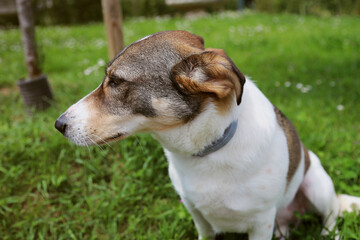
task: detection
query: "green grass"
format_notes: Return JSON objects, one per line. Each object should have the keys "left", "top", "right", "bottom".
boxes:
{"left": 0, "top": 11, "right": 359, "bottom": 239}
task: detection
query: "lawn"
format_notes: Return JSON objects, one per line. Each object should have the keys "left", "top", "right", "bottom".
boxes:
{"left": 0, "top": 11, "right": 359, "bottom": 239}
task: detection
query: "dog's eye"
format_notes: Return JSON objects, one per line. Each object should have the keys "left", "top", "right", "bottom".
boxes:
{"left": 108, "top": 76, "right": 124, "bottom": 88}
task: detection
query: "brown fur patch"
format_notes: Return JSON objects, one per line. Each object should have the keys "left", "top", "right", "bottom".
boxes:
{"left": 276, "top": 186, "right": 310, "bottom": 229}
{"left": 212, "top": 94, "right": 235, "bottom": 115}
{"left": 302, "top": 145, "right": 311, "bottom": 174}
{"left": 139, "top": 119, "right": 185, "bottom": 133}
{"left": 205, "top": 48, "right": 227, "bottom": 57}
{"left": 108, "top": 31, "right": 204, "bottom": 69}
{"left": 274, "top": 106, "right": 302, "bottom": 187}
{"left": 205, "top": 48, "right": 246, "bottom": 105}
{"left": 71, "top": 31, "right": 247, "bottom": 144}
{"left": 171, "top": 51, "right": 244, "bottom": 112}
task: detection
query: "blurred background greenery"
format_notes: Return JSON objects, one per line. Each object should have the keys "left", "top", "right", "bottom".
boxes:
{"left": 1, "top": 0, "right": 360, "bottom": 26}
{"left": 0, "top": 0, "right": 359, "bottom": 239}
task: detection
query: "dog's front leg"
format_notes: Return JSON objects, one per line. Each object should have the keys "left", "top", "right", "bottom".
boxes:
{"left": 182, "top": 199, "right": 216, "bottom": 240}
{"left": 248, "top": 208, "right": 276, "bottom": 240}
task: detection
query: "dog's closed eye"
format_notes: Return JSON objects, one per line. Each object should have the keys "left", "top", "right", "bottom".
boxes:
{"left": 108, "top": 76, "right": 125, "bottom": 88}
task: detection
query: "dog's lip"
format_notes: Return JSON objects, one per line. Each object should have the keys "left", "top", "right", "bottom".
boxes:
{"left": 103, "top": 132, "right": 127, "bottom": 143}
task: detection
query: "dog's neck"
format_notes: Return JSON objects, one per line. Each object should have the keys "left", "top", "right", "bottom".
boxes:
{"left": 152, "top": 79, "right": 277, "bottom": 159}
{"left": 194, "top": 119, "right": 238, "bottom": 157}
{"left": 152, "top": 96, "right": 240, "bottom": 157}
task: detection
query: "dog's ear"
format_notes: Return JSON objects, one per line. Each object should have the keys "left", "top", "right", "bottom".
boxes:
{"left": 171, "top": 50, "right": 246, "bottom": 105}
{"left": 205, "top": 48, "right": 227, "bottom": 57}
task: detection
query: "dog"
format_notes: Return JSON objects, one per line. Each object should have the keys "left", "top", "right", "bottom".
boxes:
{"left": 55, "top": 31, "right": 360, "bottom": 239}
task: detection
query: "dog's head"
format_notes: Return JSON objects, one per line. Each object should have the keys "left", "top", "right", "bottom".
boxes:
{"left": 55, "top": 31, "right": 246, "bottom": 146}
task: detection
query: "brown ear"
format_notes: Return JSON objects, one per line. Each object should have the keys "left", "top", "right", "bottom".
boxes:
{"left": 171, "top": 51, "right": 246, "bottom": 105}
{"left": 205, "top": 48, "right": 227, "bottom": 58}
{"left": 205, "top": 48, "right": 246, "bottom": 105}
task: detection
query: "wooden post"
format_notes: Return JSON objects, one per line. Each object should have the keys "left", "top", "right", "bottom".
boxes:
{"left": 101, "top": 0, "right": 124, "bottom": 60}
{"left": 16, "top": 0, "right": 41, "bottom": 79}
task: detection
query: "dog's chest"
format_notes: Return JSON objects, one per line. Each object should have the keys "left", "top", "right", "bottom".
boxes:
{"left": 167, "top": 150, "right": 287, "bottom": 229}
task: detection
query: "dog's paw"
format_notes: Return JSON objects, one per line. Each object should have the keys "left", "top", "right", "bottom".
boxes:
{"left": 338, "top": 194, "right": 360, "bottom": 216}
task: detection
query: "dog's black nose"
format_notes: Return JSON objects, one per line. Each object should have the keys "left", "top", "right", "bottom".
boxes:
{"left": 55, "top": 116, "right": 67, "bottom": 135}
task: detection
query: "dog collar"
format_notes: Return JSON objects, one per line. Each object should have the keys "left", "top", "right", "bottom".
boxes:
{"left": 194, "top": 120, "right": 238, "bottom": 157}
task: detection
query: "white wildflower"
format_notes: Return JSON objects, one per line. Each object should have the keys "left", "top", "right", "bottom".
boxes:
{"left": 94, "top": 39, "right": 106, "bottom": 48}
{"left": 42, "top": 38, "right": 52, "bottom": 46}
{"left": 97, "top": 59, "right": 106, "bottom": 67}
{"left": 237, "top": 26, "right": 244, "bottom": 34}
{"left": 218, "top": 11, "right": 240, "bottom": 19}
{"left": 155, "top": 15, "right": 170, "bottom": 22}
{"left": 284, "top": 81, "right": 291, "bottom": 87}
{"left": 11, "top": 45, "right": 21, "bottom": 52}
{"left": 83, "top": 66, "right": 96, "bottom": 76}
{"left": 254, "top": 25, "right": 264, "bottom": 33}
{"left": 296, "top": 83, "right": 303, "bottom": 89}
{"left": 124, "top": 29, "right": 134, "bottom": 38}
{"left": 336, "top": 105, "right": 344, "bottom": 111}
{"left": 83, "top": 59, "right": 105, "bottom": 76}
{"left": 175, "top": 21, "right": 190, "bottom": 30}
{"left": 65, "top": 39, "right": 76, "bottom": 49}
{"left": 277, "top": 26, "right": 285, "bottom": 32}
{"left": 300, "top": 85, "right": 312, "bottom": 93}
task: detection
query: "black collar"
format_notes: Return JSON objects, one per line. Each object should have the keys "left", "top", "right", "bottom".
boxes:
{"left": 194, "top": 120, "right": 238, "bottom": 157}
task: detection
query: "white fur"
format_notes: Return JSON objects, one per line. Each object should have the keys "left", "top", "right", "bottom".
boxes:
{"left": 61, "top": 84, "right": 150, "bottom": 146}
{"left": 153, "top": 80, "right": 298, "bottom": 238}
{"left": 152, "top": 79, "right": 359, "bottom": 239}
{"left": 62, "top": 75, "right": 359, "bottom": 239}
{"left": 60, "top": 99, "right": 90, "bottom": 146}
{"left": 338, "top": 194, "right": 360, "bottom": 216}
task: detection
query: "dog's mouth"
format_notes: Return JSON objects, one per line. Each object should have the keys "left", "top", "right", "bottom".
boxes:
{"left": 104, "top": 132, "right": 127, "bottom": 143}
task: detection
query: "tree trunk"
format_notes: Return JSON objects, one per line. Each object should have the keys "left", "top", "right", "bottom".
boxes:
{"left": 16, "top": 0, "right": 41, "bottom": 79}
{"left": 101, "top": 0, "right": 124, "bottom": 60}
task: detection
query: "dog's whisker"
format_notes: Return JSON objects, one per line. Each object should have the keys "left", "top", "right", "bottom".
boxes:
{"left": 91, "top": 133, "right": 112, "bottom": 149}
{"left": 82, "top": 136, "right": 91, "bottom": 153}
{"left": 86, "top": 135, "right": 104, "bottom": 150}
{"left": 72, "top": 135, "right": 90, "bottom": 154}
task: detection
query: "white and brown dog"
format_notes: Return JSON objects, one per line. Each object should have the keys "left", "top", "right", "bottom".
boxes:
{"left": 55, "top": 31, "right": 359, "bottom": 239}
